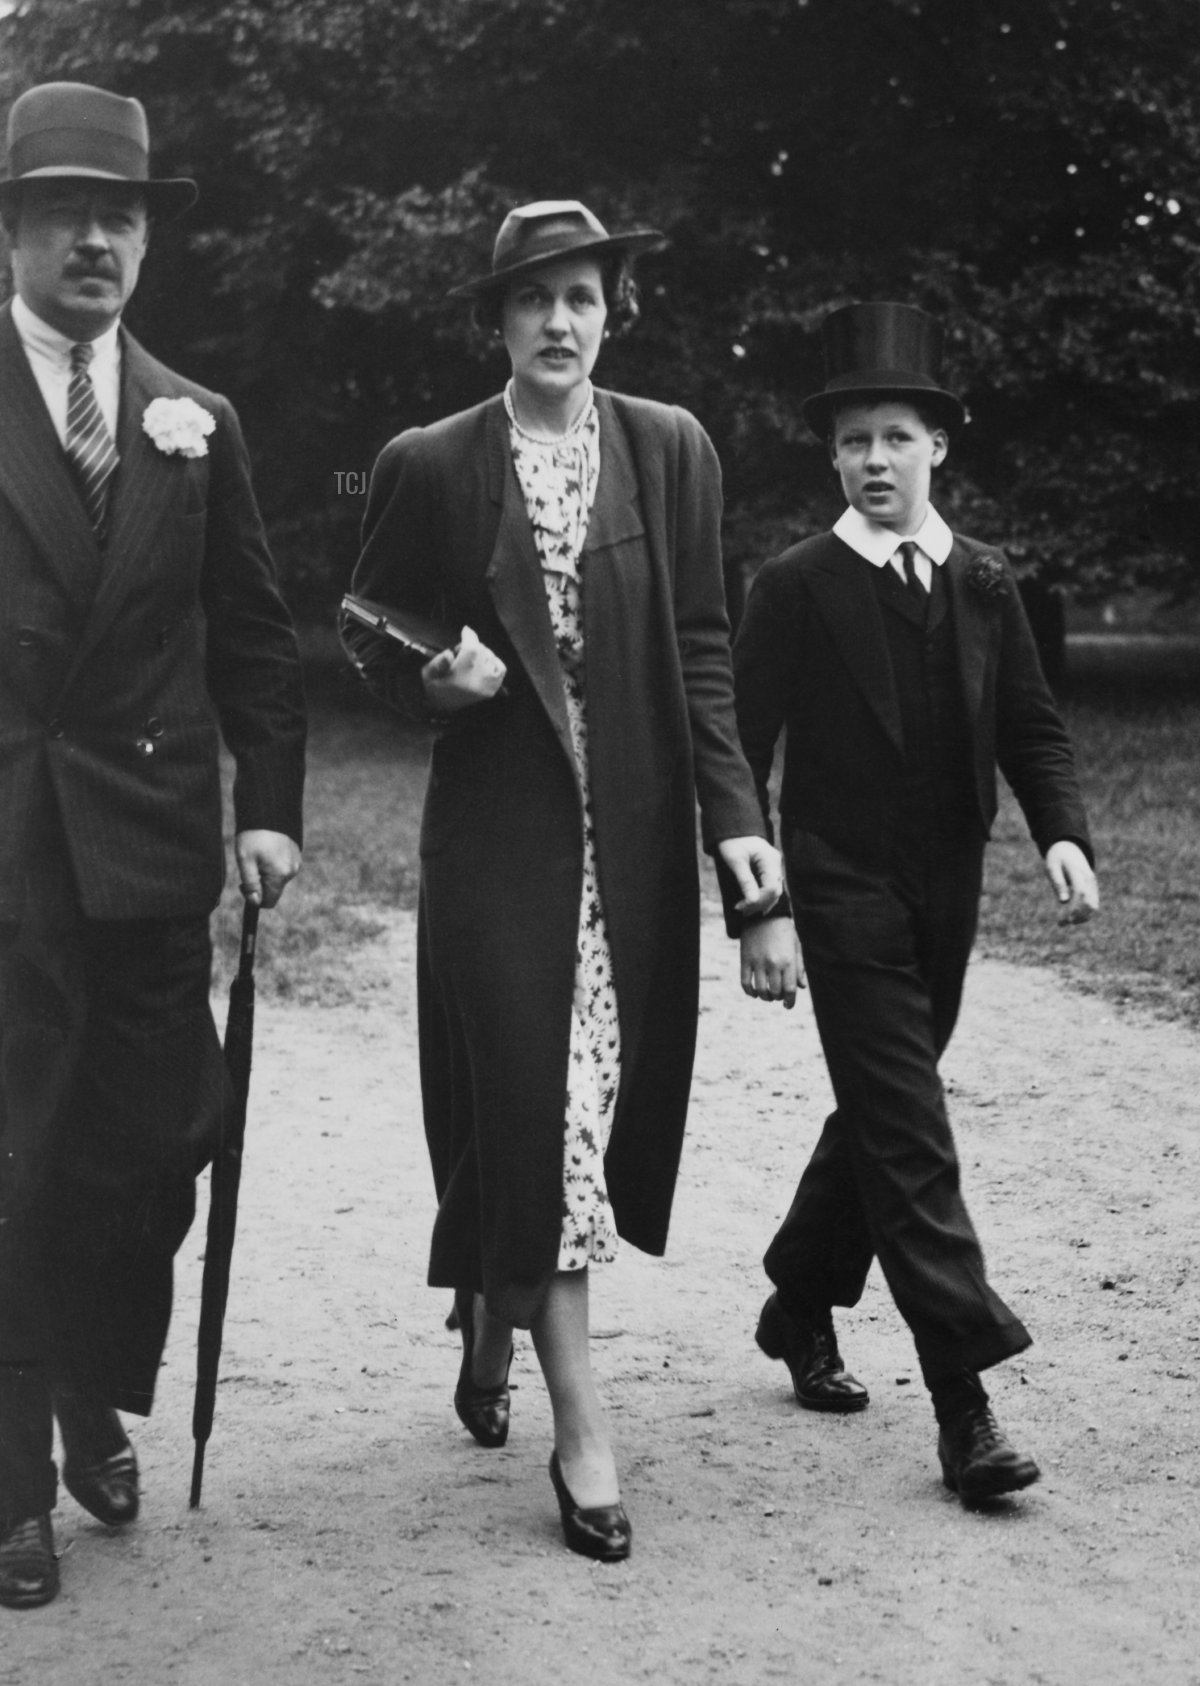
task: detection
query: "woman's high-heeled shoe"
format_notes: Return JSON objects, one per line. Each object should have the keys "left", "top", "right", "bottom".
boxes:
{"left": 548, "top": 1451, "right": 631, "bottom": 1562}
{"left": 453, "top": 1288, "right": 512, "bottom": 1448}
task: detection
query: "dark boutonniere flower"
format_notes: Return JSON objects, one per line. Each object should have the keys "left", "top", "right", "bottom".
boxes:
{"left": 965, "top": 554, "right": 1008, "bottom": 599}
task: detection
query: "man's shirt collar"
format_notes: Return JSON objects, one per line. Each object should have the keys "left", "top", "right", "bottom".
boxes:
{"left": 11, "top": 296, "right": 123, "bottom": 446}
{"left": 12, "top": 295, "right": 122, "bottom": 368}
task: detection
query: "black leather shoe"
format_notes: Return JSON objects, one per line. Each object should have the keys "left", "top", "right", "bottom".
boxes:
{"left": 755, "top": 1292, "right": 869, "bottom": 1413}
{"left": 938, "top": 1401, "right": 1040, "bottom": 1502}
{"left": 0, "top": 1514, "right": 59, "bottom": 1608}
{"left": 55, "top": 1396, "right": 140, "bottom": 1527}
{"left": 548, "top": 1452, "right": 631, "bottom": 1563}
{"left": 453, "top": 1289, "right": 512, "bottom": 1449}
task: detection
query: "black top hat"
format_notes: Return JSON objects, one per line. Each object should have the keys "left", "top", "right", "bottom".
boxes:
{"left": 449, "top": 199, "right": 664, "bottom": 299}
{"left": 802, "top": 302, "right": 965, "bottom": 434}
{"left": 0, "top": 82, "right": 197, "bottom": 219}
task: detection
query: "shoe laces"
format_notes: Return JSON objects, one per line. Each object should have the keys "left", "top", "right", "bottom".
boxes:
{"left": 1, "top": 1514, "right": 50, "bottom": 1554}
{"left": 961, "top": 1402, "right": 1005, "bottom": 1453}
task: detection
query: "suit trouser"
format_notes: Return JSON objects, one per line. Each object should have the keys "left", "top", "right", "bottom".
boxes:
{"left": 0, "top": 914, "right": 225, "bottom": 1523}
{"left": 763, "top": 829, "right": 1031, "bottom": 1382}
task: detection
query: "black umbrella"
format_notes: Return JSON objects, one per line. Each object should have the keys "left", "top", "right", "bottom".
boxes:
{"left": 189, "top": 898, "right": 260, "bottom": 1509}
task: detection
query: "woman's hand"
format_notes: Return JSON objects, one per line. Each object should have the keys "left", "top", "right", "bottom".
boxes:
{"left": 422, "top": 625, "right": 507, "bottom": 713}
{"left": 740, "top": 918, "right": 804, "bottom": 1008}
{"left": 716, "top": 835, "right": 784, "bottom": 916}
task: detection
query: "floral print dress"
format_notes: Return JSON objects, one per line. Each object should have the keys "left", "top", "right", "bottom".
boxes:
{"left": 505, "top": 382, "right": 622, "bottom": 1270}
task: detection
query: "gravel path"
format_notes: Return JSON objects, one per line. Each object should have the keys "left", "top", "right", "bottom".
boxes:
{"left": 6, "top": 907, "right": 1198, "bottom": 1686}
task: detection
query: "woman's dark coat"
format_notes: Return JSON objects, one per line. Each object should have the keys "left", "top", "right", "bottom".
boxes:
{"left": 345, "top": 389, "right": 764, "bottom": 1325}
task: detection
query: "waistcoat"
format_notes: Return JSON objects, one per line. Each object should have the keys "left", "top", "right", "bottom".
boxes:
{"left": 870, "top": 560, "right": 976, "bottom": 853}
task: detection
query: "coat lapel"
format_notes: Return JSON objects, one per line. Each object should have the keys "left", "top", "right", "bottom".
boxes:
{"left": 805, "top": 536, "right": 903, "bottom": 754}
{"left": 103, "top": 331, "right": 185, "bottom": 569}
{"left": 943, "top": 538, "right": 995, "bottom": 728}
{"left": 0, "top": 304, "right": 102, "bottom": 598}
{"left": 583, "top": 391, "right": 644, "bottom": 556}
{"left": 63, "top": 332, "right": 195, "bottom": 677}
{"left": 482, "top": 399, "right": 575, "bottom": 771}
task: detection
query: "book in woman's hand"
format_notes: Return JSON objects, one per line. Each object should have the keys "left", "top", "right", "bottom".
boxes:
{"left": 340, "top": 593, "right": 457, "bottom": 660}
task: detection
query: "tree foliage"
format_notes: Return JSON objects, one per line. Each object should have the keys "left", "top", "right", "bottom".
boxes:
{"left": 3, "top": 0, "right": 1198, "bottom": 609}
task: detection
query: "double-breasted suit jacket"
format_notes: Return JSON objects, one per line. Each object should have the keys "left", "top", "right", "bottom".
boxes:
{"left": 0, "top": 302, "right": 306, "bottom": 919}
{"left": 0, "top": 299, "right": 305, "bottom": 1418}
{"left": 733, "top": 528, "right": 1092, "bottom": 1377}
{"left": 346, "top": 389, "right": 764, "bottom": 1324}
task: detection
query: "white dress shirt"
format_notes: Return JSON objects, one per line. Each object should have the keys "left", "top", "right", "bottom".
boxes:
{"left": 11, "top": 294, "right": 122, "bottom": 448}
{"left": 833, "top": 503, "right": 954, "bottom": 593}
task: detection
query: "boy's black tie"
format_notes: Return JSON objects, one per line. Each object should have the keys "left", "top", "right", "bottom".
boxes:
{"left": 896, "top": 540, "right": 925, "bottom": 597}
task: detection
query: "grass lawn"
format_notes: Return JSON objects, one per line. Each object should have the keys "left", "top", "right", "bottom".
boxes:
{"left": 979, "top": 672, "right": 1200, "bottom": 1026}
{"left": 213, "top": 674, "right": 431, "bottom": 1005}
{"left": 216, "top": 653, "right": 1200, "bottom": 1031}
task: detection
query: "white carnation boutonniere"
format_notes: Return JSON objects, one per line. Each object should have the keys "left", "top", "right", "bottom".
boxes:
{"left": 142, "top": 395, "right": 216, "bottom": 459}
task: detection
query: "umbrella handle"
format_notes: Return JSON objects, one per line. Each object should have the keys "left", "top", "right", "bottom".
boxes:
{"left": 237, "top": 898, "right": 260, "bottom": 984}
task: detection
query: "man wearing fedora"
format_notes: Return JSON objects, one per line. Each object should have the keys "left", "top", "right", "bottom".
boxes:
{"left": 0, "top": 82, "right": 305, "bottom": 1604}
{"left": 731, "top": 302, "right": 1098, "bottom": 1503}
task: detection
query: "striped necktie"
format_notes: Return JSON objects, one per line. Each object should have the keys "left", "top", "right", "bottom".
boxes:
{"left": 66, "top": 341, "right": 119, "bottom": 542}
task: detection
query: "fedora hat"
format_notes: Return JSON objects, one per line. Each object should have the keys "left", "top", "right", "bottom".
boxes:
{"left": 802, "top": 301, "right": 965, "bottom": 434}
{"left": 0, "top": 82, "right": 197, "bottom": 218}
{"left": 449, "top": 199, "right": 664, "bottom": 299}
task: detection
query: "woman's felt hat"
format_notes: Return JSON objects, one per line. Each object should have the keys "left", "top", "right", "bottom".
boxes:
{"left": 802, "top": 301, "right": 965, "bottom": 434}
{"left": 0, "top": 82, "right": 197, "bottom": 218}
{"left": 449, "top": 200, "right": 664, "bottom": 299}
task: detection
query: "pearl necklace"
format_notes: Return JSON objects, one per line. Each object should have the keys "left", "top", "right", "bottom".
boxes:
{"left": 503, "top": 379, "right": 595, "bottom": 444}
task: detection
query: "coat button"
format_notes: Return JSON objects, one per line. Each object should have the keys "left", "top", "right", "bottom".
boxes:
{"left": 17, "top": 630, "right": 34, "bottom": 648}
{"left": 48, "top": 717, "right": 64, "bottom": 739}
{"left": 145, "top": 716, "right": 164, "bottom": 737}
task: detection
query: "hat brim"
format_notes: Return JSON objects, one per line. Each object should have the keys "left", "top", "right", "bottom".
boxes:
{"left": 0, "top": 171, "right": 198, "bottom": 220}
{"left": 803, "top": 375, "right": 965, "bottom": 436}
{"left": 448, "top": 229, "right": 665, "bottom": 299}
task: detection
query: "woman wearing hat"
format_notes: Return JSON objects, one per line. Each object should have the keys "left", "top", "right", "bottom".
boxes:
{"left": 343, "top": 200, "right": 780, "bottom": 1560}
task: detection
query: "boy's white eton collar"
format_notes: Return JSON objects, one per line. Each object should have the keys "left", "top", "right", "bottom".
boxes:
{"left": 834, "top": 504, "right": 954, "bottom": 568}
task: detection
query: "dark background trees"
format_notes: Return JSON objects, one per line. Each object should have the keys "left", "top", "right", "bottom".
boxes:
{"left": 3, "top": 0, "right": 1198, "bottom": 618}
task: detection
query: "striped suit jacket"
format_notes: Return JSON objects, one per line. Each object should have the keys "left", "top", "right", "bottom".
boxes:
{"left": 0, "top": 302, "right": 306, "bottom": 921}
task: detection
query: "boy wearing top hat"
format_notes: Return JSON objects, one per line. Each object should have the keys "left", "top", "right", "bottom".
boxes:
{"left": 731, "top": 301, "right": 1098, "bottom": 1502}
{"left": 0, "top": 83, "right": 305, "bottom": 1604}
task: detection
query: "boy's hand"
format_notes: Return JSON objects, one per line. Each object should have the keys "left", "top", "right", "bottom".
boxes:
{"left": 740, "top": 918, "right": 804, "bottom": 1007}
{"left": 1044, "top": 840, "right": 1099, "bottom": 924}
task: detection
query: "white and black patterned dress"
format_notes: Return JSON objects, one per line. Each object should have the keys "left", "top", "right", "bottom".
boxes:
{"left": 506, "top": 383, "right": 622, "bottom": 1271}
